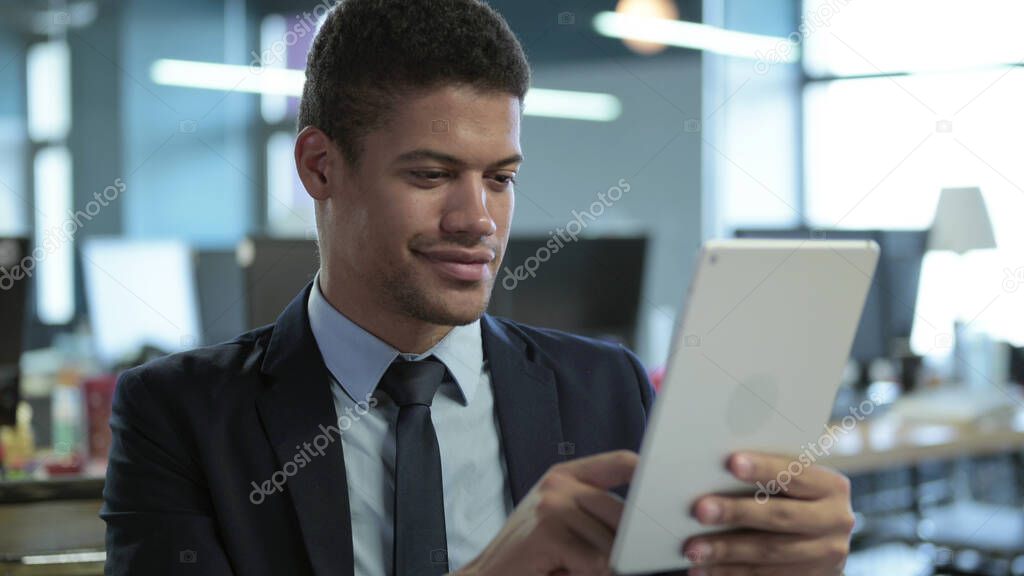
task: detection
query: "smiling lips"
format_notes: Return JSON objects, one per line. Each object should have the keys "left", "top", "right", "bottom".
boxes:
{"left": 415, "top": 247, "right": 495, "bottom": 282}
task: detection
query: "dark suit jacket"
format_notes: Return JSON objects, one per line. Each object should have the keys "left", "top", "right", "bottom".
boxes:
{"left": 101, "top": 283, "right": 656, "bottom": 575}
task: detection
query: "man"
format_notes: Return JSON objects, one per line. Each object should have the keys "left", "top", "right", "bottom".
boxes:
{"left": 101, "top": 0, "right": 854, "bottom": 574}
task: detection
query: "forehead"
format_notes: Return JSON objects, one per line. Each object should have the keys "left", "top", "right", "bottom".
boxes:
{"left": 370, "top": 85, "right": 522, "bottom": 164}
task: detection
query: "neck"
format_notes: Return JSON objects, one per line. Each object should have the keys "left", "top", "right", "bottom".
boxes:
{"left": 317, "top": 268, "right": 453, "bottom": 355}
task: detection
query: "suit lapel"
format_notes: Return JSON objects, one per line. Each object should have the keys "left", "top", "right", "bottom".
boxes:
{"left": 255, "top": 283, "right": 354, "bottom": 576}
{"left": 481, "top": 315, "right": 566, "bottom": 504}
{"left": 252, "top": 301, "right": 564, "bottom": 571}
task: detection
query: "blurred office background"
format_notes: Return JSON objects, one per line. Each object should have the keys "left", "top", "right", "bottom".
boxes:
{"left": 2, "top": 0, "right": 1024, "bottom": 574}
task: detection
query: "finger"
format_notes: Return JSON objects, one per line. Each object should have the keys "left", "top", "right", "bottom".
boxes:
{"left": 548, "top": 518, "right": 613, "bottom": 575}
{"left": 574, "top": 483, "right": 626, "bottom": 531}
{"left": 558, "top": 501, "right": 616, "bottom": 552}
{"left": 683, "top": 530, "right": 849, "bottom": 566}
{"left": 531, "top": 473, "right": 617, "bottom": 556}
{"left": 692, "top": 495, "right": 852, "bottom": 535}
{"left": 556, "top": 449, "right": 638, "bottom": 490}
{"left": 727, "top": 452, "right": 849, "bottom": 500}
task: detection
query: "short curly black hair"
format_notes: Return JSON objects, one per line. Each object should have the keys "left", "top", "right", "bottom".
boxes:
{"left": 298, "top": 0, "right": 531, "bottom": 165}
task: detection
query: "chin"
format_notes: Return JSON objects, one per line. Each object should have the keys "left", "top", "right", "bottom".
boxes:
{"left": 408, "top": 299, "right": 487, "bottom": 326}
{"left": 424, "top": 289, "right": 491, "bottom": 326}
{"left": 384, "top": 272, "right": 492, "bottom": 326}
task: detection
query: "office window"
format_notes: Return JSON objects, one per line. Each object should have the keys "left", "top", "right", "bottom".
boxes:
{"left": 804, "top": 71, "right": 1024, "bottom": 233}
{"left": 702, "top": 1, "right": 803, "bottom": 238}
{"left": 26, "top": 41, "right": 70, "bottom": 142}
{"left": 258, "top": 12, "right": 317, "bottom": 236}
{"left": 259, "top": 14, "right": 290, "bottom": 125}
{"left": 803, "top": 0, "right": 1024, "bottom": 351}
{"left": 709, "top": 60, "right": 801, "bottom": 237}
{"left": 27, "top": 40, "right": 74, "bottom": 325}
{"left": 33, "top": 146, "right": 75, "bottom": 325}
{"left": 803, "top": 0, "right": 1024, "bottom": 77}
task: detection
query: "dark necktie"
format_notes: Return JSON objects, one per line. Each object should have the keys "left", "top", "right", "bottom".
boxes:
{"left": 377, "top": 357, "right": 449, "bottom": 575}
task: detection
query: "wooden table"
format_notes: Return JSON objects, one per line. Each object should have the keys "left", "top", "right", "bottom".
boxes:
{"left": 822, "top": 401, "right": 1024, "bottom": 473}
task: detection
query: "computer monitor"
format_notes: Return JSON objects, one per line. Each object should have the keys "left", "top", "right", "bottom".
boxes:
{"left": 875, "top": 230, "right": 929, "bottom": 341}
{"left": 237, "top": 237, "right": 320, "bottom": 329}
{"left": 194, "top": 249, "right": 246, "bottom": 346}
{"left": 486, "top": 236, "right": 647, "bottom": 349}
{"left": 734, "top": 228, "right": 928, "bottom": 362}
{"left": 0, "top": 237, "right": 30, "bottom": 426}
{"left": 82, "top": 238, "right": 202, "bottom": 367}
{"left": 1011, "top": 346, "right": 1024, "bottom": 386}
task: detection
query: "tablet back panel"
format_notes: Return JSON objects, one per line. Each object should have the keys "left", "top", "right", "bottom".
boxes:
{"left": 611, "top": 239, "right": 878, "bottom": 574}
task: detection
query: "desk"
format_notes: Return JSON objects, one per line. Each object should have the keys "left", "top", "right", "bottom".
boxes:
{"left": 0, "top": 476, "right": 104, "bottom": 505}
{"left": 0, "top": 476, "right": 105, "bottom": 575}
{"left": 822, "top": 408, "right": 1024, "bottom": 474}
{"left": 821, "top": 397, "right": 1024, "bottom": 559}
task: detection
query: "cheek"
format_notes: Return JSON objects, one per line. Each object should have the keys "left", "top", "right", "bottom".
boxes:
{"left": 337, "top": 206, "right": 371, "bottom": 263}
{"left": 491, "top": 193, "right": 514, "bottom": 265}
{"left": 493, "top": 192, "right": 514, "bottom": 232}
{"left": 371, "top": 193, "right": 441, "bottom": 256}
{"left": 334, "top": 190, "right": 393, "bottom": 264}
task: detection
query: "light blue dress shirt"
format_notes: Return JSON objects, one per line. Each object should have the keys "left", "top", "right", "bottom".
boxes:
{"left": 306, "top": 274, "right": 513, "bottom": 575}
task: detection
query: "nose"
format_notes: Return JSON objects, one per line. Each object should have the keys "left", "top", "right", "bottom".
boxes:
{"left": 440, "top": 173, "right": 497, "bottom": 238}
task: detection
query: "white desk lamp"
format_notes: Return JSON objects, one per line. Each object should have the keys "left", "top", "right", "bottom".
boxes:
{"left": 928, "top": 186, "right": 996, "bottom": 255}
{"left": 926, "top": 186, "right": 997, "bottom": 385}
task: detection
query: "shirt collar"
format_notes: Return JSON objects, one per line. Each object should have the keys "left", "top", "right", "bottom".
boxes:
{"left": 306, "top": 272, "right": 482, "bottom": 405}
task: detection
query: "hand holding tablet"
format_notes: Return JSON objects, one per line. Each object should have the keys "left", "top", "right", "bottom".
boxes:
{"left": 682, "top": 451, "right": 855, "bottom": 576}
{"left": 611, "top": 239, "right": 878, "bottom": 574}
{"left": 456, "top": 240, "right": 874, "bottom": 575}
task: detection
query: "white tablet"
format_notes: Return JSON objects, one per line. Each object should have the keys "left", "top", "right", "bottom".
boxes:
{"left": 611, "top": 239, "right": 879, "bottom": 574}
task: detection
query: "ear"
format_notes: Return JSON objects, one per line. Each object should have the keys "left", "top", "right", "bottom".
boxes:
{"left": 295, "top": 126, "right": 335, "bottom": 201}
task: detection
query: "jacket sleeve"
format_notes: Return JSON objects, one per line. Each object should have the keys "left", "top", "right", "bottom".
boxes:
{"left": 101, "top": 368, "right": 235, "bottom": 575}
{"left": 620, "top": 344, "right": 656, "bottom": 423}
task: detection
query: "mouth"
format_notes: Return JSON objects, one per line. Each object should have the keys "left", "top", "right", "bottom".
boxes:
{"left": 413, "top": 247, "right": 495, "bottom": 283}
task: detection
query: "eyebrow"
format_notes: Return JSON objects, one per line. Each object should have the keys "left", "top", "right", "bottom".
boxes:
{"left": 393, "top": 148, "right": 523, "bottom": 169}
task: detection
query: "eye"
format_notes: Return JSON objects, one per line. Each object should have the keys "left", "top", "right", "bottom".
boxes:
{"left": 490, "top": 173, "right": 517, "bottom": 187}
